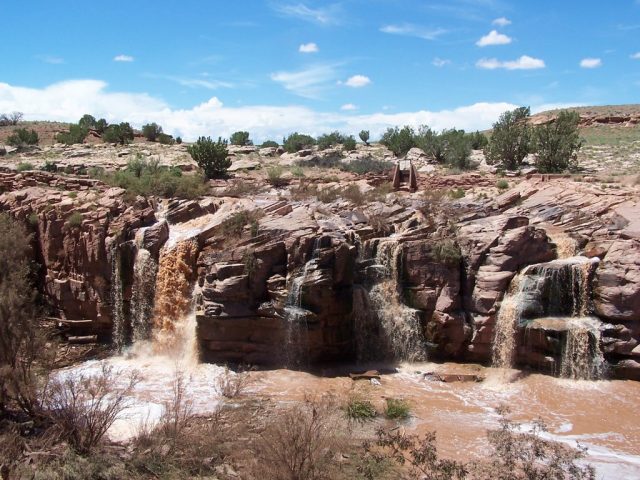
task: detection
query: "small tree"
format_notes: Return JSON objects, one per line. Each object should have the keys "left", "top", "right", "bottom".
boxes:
{"left": 175, "top": 136, "right": 183, "bottom": 144}
{"left": 102, "top": 122, "right": 134, "bottom": 145}
{"left": 7, "top": 128, "right": 39, "bottom": 147}
{"left": 261, "top": 140, "right": 279, "bottom": 148}
{"left": 484, "top": 106, "right": 531, "bottom": 170}
{"left": 142, "top": 122, "right": 163, "bottom": 142}
{"left": 441, "top": 129, "right": 472, "bottom": 170}
{"left": 380, "top": 126, "right": 416, "bottom": 156}
{"left": 158, "top": 132, "right": 175, "bottom": 145}
{"left": 467, "top": 130, "right": 488, "bottom": 149}
{"left": 533, "top": 110, "right": 582, "bottom": 173}
{"left": 359, "top": 129, "right": 370, "bottom": 146}
{"left": 187, "top": 136, "right": 230, "bottom": 178}
{"left": 95, "top": 118, "right": 109, "bottom": 134}
{"left": 230, "top": 131, "right": 252, "bottom": 146}
{"left": 283, "top": 132, "right": 316, "bottom": 153}
{"left": 78, "top": 114, "right": 97, "bottom": 130}
{"left": 416, "top": 126, "right": 445, "bottom": 162}
{"left": 56, "top": 124, "right": 88, "bottom": 145}
{"left": 343, "top": 135, "right": 357, "bottom": 151}
{"left": 2, "top": 112, "right": 24, "bottom": 126}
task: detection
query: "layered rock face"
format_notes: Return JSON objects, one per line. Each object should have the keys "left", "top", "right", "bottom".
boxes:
{"left": 2, "top": 168, "right": 640, "bottom": 379}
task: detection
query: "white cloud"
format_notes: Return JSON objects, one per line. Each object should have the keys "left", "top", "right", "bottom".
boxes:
{"left": 476, "top": 55, "right": 545, "bottom": 70}
{"left": 632, "top": 52, "right": 640, "bottom": 59}
{"left": 344, "top": 75, "right": 371, "bottom": 88}
{"left": 340, "top": 103, "right": 357, "bottom": 111}
{"left": 114, "top": 54, "right": 134, "bottom": 62}
{"left": 272, "top": 3, "right": 342, "bottom": 25}
{"left": 146, "top": 74, "right": 234, "bottom": 90}
{"left": 271, "top": 64, "right": 337, "bottom": 98}
{"left": 580, "top": 58, "right": 602, "bottom": 69}
{"left": 36, "top": 55, "right": 64, "bottom": 64}
{"left": 299, "top": 42, "right": 319, "bottom": 53}
{"left": 432, "top": 57, "right": 451, "bottom": 67}
{"left": 476, "top": 30, "right": 512, "bottom": 47}
{"left": 492, "top": 17, "right": 511, "bottom": 27}
{"left": 380, "top": 23, "right": 447, "bottom": 40}
{"left": 0, "top": 79, "right": 522, "bottom": 142}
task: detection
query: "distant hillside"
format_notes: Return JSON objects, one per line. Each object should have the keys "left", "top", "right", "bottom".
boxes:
{"left": 0, "top": 121, "right": 70, "bottom": 145}
{"left": 530, "top": 104, "right": 640, "bottom": 127}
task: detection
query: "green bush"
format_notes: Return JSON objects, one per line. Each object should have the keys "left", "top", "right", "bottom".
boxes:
{"left": 317, "top": 131, "right": 353, "bottom": 150}
{"left": 384, "top": 398, "right": 410, "bottom": 420}
{"left": 266, "top": 165, "right": 287, "bottom": 187}
{"left": 467, "top": 130, "right": 489, "bottom": 149}
{"left": 533, "top": 110, "right": 583, "bottom": 173}
{"left": 359, "top": 130, "right": 370, "bottom": 146}
{"left": 102, "top": 123, "right": 134, "bottom": 145}
{"left": 230, "top": 131, "right": 252, "bottom": 146}
{"left": 341, "top": 157, "right": 393, "bottom": 174}
{"left": 496, "top": 179, "right": 509, "bottom": 190}
{"left": 187, "top": 136, "right": 230, "bottom": 178}
{"left": 67, "top": 212, "right": 83, "bottom": 227}
{"left": 175, "top": 136, "right": 183, "bottom": 144}
{"left": 344, "top": 398, "right": 377, "bottom": 422}
{"left": 56, "top": 124, "right": 89, "bottom": 145}
{"left": 283, "top": 132, "right": 316, "bottom": 153}
{"left": 343, "top": 135, "right": 356, "bottom": 151}
{"left": 16, "top": 162, "right": 34, "bottom": 172}
{"left": 485, "top": 106, "right": 531, "bottom": 170}
{"left": 220, "top": 210, "right": 261, "bottom": 237}
{"left": 290, "top": 165, "right": 305, "bottom": 177}
{"left": 78, "top": 114, "right": 97, "bottom": 130}
{"left": 41, "top": 160, "right": 57, "bottom": 173}
{"left": 7, "top": 128, "right": 39, "bottom": 147}
{"left": 95, "top": 118, "right": 108, "bottom": 134}
{"left": 380, "top": 126, "right": 416, "bottom": 156}
{"left": 157, "top": 133, "right": 175, "bottom": 145}
{"left": 449, "top": 187, "right": 465, "bottom": 199}
{"left": 142, "top": 123, "right": 163, "bottom": 142}
{"left": 261, "top": 140, "right": 279, "bottom": 148}
{"left": 431, "top": 239, "right": 462, "bottom": 265}
{"left": 416, "top": 127, "right": 472, "bottom": 169}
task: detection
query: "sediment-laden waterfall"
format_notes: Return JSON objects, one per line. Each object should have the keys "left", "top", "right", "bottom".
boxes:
{"left": 560, "top": 318, "right": 606, "bottom": 380}
{"left": 357, "top": 239, "right": 427, "bottom": 362}
{"left": 131, "top": 232, "right": 158, "bottom": 343}
{"left": 110, "top": 246, "right": 126, "bottom": 351}
{"left": 492, "top": 272, "right": 525, "bottom": 369}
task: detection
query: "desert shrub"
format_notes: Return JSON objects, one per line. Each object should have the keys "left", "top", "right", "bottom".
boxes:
{"left": 142, "top": 122, "right": 163, "bottom": 142}
{"left": 230, "top": 130, "right": 252, "bottom": 146}
{"left": 78, "top": 114, "right": 96, "bottom": 130}
{"left": 341, "top": 157, "right": 393, "bottom": 174}
{"left": 0, "top": 213, "right": 42, "bottom": 416}
{"left": 261, "top": 140, "right": 279, "bottom": 148}
{"left": 0, "top": 111, "right": 23, "bottom": 126}
{"left": 7, "top": 128, "right": 39, "bottom": 147}
{"left": 431, "top": 239, "right": 462, "bottom": 265}
{"left": 157, "top": 370, "right": 194, "bottom": 449}
{"left": 496, "top": 179, "right": 509, "bottom": 190}
{"left": 175, "top": 136, "right": 183, "bottom": 144}
{"left": 533, "top": 110, "right": 583, "bottom": 173}
{"left": 252, "top": 398, "right": 340, "bottom": 480}
{"left": 417, "top": 127, "right": 472, "bottom": 169}
{"left": 158, "top": 132, "right": 175, "bottom": 145}
{"left": 317, "top": 186, "right": 340, "bottom": 203}
{"left": 380, "top": 126, "right": 416, "bottom": 156}
{"left": 215, "top": 367, "right": 251, "bottom": 398}
{"left": 343, "top": 135, "right": 357, "bottom": 151}
{"left": 296, "top": 153, "right": 341, "bottom": 169}
{"left": 44, "top": 363, "right": 139, "bottom": 453}
{"left": 67, "top": 191, "right": 78, "bottom": 199}
{"left": 283, "top": 132, "right": 316, "bottom": 153}
{"left": 359, "top": 129, "right": 370, "bottom": 145}
{"left": 16, "top": 162, "right": 34, "bottom": 172}
{"left": 317, "top": 131, "right": 341, "bottom": 150}
{"left": 341, "top": 184, "right": 365, "bottom": 205}
{"left": 291, "top": 165, "right": 305, "bottom": 177}
{"left": 384, "top": 398, "right": 410, "bottom": 420}
{"left": 67, "top": 212, "right": 83, "bottom": 227}
{"left": 187, "top": 136, "right": 230, "bottom": 178}
{"left": 485, "top": 106, "right": 531, "bottom": 170}
{"left": 95, "top": 118, "right": 108, "bottom": 134}
{"left": 344, "top": 397, "right": 377, "bottom": 422}
{"left": 56, "top": 124, "right": 89, "bottom": 145}
{"left": 266, "top": 165, "right": 288, "bottom": 187}
{"left": 467, "top": 130, "right": 489, "bottom": 149}
{"left": 366, "top": 182, "right": 393, "bottom": 202}
{"left": 102, "top": 122, "right": 134, "bottom": 145}
{"left": 220, "top": 210, "right": 262, "bottom": 237}
{"left": 449, "top": 187, "right": 465, "bottom": 199}
{"left": 41, "top": 160, "right": 57, "bottom": 172}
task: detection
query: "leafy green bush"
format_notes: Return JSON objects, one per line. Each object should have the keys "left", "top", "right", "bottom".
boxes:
{"left": 67, "top": 212, "right": 83, "bottom": 227}
{"left": 384, "top": 398, "right": 410, "bottom": 420}
{"left": 220, "top": 210, "right": 262, "bottom": 237}
{"left": 230, "top": 131, "right": 252, "bottom": 146}
{"left": 102, "top": 122, "right": 134, "bottom": 145}
{"left": 380, "top": 126, "right": 416, "bottom": 156}
{"left": 7, "top": 128, "right": 39, "bottom": 147}
{"left": 158, "top": 133, "right": 175, "bottom": 145}
{"left": 533, "top": 110, "right": 583, "bottom": 173}
{"left": 496, "top": 179, "right": 509, "bottom": 190}
{"left": 95, "top": 118, "right": 108, "bottom": 134}
{"left": 341, "top": 157, "right": 393, "bottom": 174}
{"left": 290, "top": 165, "right": 305, "bottom": 177}
{"left": 175, "top": 136, "right": 183, "bottom": 144}
{"left": 317, "top": 131, "right": 354, "bottom": 150}
{"left": 344, "top": 397, "right": 377, "bottom": 422}
{"left": 41, "top": 161, "right": 57, "bottom": 173}
{"left": 485, "top": 106, "right": 531, "bottom": 170}
{"left": 416, "top": 127, "right": 472, "bottom": 169}
{"left": 359, "top": 130, "right": 370, "bottom": 146}
{"left": 283, "top": 132, "right": 316, "bottom": 153}
{"left": 56, "top": 124, "right": 89, "bottom": 145}
{"left": 261, "top": 140, "right": 279, "bottom": 148}
{"left": 78, "top": 114, "right": 97, "bottom": 130}
{"left": 142, "top": 123, "right": 163, "bottom": 142}
{"left": 187, "top": 136, "right": 230, "bottom": 178}
{"left": 467, "top": 130, "right": 489, "bottom": 149}
{"left": 343, "top": 135, "right": 356, "bottom": 151}
{"left": 16, "top": 162, "right": 34, "bottom": 172}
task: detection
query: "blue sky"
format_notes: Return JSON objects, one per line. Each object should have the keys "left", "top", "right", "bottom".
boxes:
{"left": 1, "top": 0, "right": 639, "bottom": 141}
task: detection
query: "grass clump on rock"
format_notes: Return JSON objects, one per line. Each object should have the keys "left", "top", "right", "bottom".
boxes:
{"left": 344, "top": 397, "right": 377, "bottom": 422}
{"left": 384, "top": 398, "right": 411, "bottom": 420}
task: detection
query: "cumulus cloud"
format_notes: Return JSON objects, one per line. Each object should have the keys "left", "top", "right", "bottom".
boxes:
{"left": 299, "top": 42, "right": 319, "bottom": 53}
{"left": 476, "top": 30, "right": 512, "bottom": 47}
{"left": 344, "top": 75, "right": 371, "bottom": 88}
{"left": 340, "top": 103, "right": 357, "bottom": 111}
{"left": 476, "top": 55, "right": 545, "bottom": 70}
{"left": 580, "top": 58, "right": 602, "bottom": 68}
{"left": 380, "top": 23, "right": 447, "bottom": 40}
{"left": 0, "top": 79, "right": 520, "bottom": 142}
{"left": 271, "top": 64, "right": 337, "bottom": 98}
{"left": 632, "top": 52, "right": 640, "bottom": 59}
{"left": 432, "top": 57, "right": 451, "bottom": 67}
{"left": 492, "top": 17, "right": 511, "bottom": 27}
{"left": 114, "top": 54, "right": 134, "bottom": 62}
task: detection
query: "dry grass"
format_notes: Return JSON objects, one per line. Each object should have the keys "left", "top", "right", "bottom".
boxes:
{"left": 215, "top": 366, "right": 252, "bottom": 398}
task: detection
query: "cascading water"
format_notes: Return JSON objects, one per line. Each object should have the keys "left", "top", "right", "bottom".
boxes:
{"left": 110, "top": 245, "right": 126, "bottom": 351}
{"left": 130, "top": 230, "right": 158, "bottom": 343}
{"left": 359, "top": 239, "right": 427, "bottom": 362}
{"left": 491, "top": 256, "right": 605, "bottom": 379}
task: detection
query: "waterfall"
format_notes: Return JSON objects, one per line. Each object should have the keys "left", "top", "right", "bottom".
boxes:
{"left": 110, "top": 246, "right": 126, "bottom": 351}
{"left": 492, "top": 272, "right": 525, "bottom": 369}
{"left": 360, "top": 239, "right": 427, "bottom": 362}
{"left": 560, "top": 318, "right": 606, "bottom": 380}
{"left": 130, "top": 241, "right": 158, "bottom": 343}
